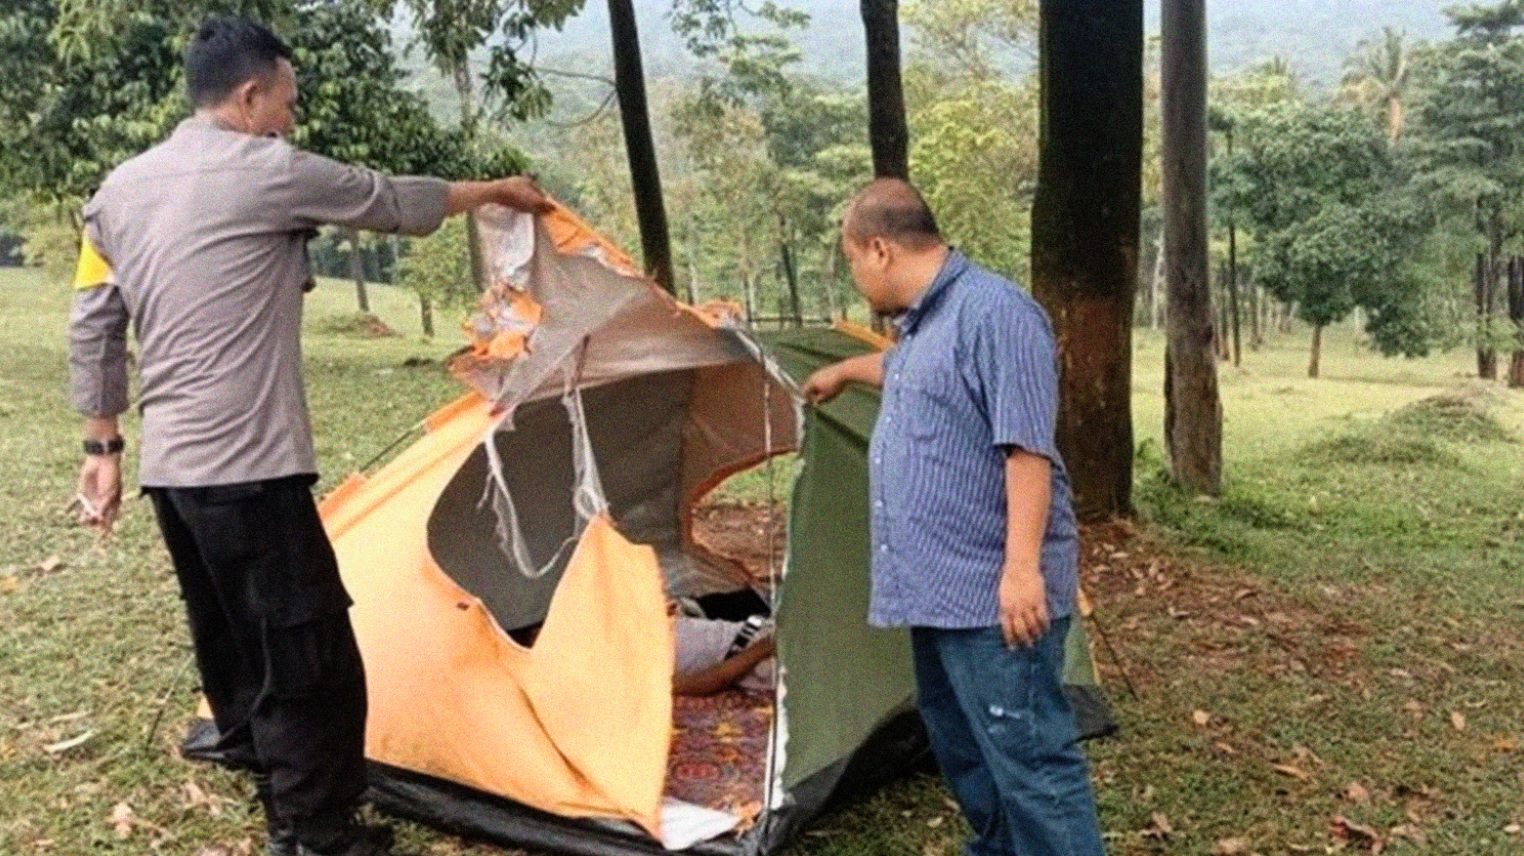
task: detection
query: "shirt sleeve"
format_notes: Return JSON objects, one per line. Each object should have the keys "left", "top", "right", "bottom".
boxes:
{"left": 281, "top": 147, "right": 450, "bottom": 237}
{"left": 964, "top": 287, "right": 1062, "bottom": 462}
{"left": 68, "top": 227, "right": 130, "bottom": 418}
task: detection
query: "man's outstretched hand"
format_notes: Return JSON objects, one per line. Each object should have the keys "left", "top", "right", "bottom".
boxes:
{"left": 494, "top": 175, "right": 553, "bottom": 214}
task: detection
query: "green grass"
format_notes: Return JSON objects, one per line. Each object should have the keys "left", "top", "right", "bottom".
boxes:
{"left": 3, "top": 267, "right": 1523, "bottom": 855}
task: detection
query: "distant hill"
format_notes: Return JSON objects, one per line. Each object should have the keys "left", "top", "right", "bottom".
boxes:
{"left": 394, "top": 0, "right": 1457, "bottom": 119}
{"left": 517, "top": 0, "right": 1453, "bottom": 87}
{"left": 1165, "top": 0, "right": 1453, "bottom": 88}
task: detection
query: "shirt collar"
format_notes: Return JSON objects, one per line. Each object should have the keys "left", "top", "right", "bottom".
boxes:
{"left": 179, "top": 114, "right": 244, "bottom": 135}
{"left": 896, "top": 249, "right": 967, "bottom": 336}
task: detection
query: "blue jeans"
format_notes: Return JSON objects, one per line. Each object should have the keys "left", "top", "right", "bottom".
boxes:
{"left": 911, "top": 617, "right": 1105, "bottom": 856}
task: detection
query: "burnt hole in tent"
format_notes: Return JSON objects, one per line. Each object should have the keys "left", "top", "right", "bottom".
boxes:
{"left": 424, "top": 370, "right": 699, "bottom": 643}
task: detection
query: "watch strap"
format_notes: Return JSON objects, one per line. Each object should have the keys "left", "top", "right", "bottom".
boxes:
{"left": 83, "top": 436, "right": 125, "bottom": 456}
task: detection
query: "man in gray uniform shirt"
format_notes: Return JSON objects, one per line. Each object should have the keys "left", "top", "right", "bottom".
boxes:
{"left": 68, "top": 17, "right": 550, "bottom": 856}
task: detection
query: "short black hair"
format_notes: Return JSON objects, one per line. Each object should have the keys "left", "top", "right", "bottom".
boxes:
{"left": 843, "top": 178, "right": 942, "bottom": 250}
{"left": 184, "top": 16, "right": 292, "bottom": 108}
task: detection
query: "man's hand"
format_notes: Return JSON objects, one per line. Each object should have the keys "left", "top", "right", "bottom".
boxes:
{"left": 802, "top": 364, "right": 846, "bottom": 404}
{"left": 74, "top": 453, "right": 122, "bottom": 536}
{"left": 998, "top": 560, "right": 1048, "bottom": 648}
{"left": 445, "top": 176, "right": 554, "bottom": 217}
{"left": 802, "top": 351, "right": 886, "bottom": 403}
{"left": 493, "top": 176, "right": 553, "bottom": 214}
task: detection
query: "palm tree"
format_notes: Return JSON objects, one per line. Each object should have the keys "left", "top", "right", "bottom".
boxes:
{"left": 1341, "top": 27, "right": 1410, "bottom": 144}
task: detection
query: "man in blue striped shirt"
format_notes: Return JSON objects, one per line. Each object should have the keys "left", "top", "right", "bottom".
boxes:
{"left": 805, "top": 179, "right": 1104, "bottom": 856}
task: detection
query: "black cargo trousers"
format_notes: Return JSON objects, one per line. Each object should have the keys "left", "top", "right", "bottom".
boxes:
{"left": 146, "top": 474, "right": 368, "bottom": 850}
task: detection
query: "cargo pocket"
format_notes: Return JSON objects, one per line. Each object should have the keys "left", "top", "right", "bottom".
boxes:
{"left": 260, "top": 482, "right": 353, "bottom": 628}
{"left": 265, "top": 611, "right": 364, "bottom": 701}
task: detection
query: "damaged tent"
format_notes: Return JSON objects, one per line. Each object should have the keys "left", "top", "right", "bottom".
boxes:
{"left": 184, "top": 202, "right": 1116, "bottom": 855}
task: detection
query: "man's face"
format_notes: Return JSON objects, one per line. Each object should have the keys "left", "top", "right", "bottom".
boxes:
{"left": 841, "top": 231, "right": 894, "bottom": 313}
{"left": 244, "top": 58, "right": 298, "bottom": 138}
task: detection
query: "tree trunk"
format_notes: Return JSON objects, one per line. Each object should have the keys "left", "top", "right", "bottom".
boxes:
{"left": 1477, "top": 251, "right": 1497, "bottom": 379}
{"left": 419, "top": 294, "right": 435, "bottom": 338}
{"left": 1308, "top": 323, "right": 1322, "bottom": 378}
{"left": 344, "top": 228, "right": 370, "bottom": 313}
{"left": 1160, "top": 0, "right": 1221, "bottom": 495}
{"left": 1151, "top": 228, "right": 1166, "bottom": 329}
{"left": 1031, "top": 0, "right": 1144, "bottom": 521}
{"left": 861, "top": 0, "right": 909, "bottom": 180}
{"left": 1508, "top": 254, "right": 1524, "bottom": 389}
{"left": 1248, "top": 282, "right": 1262, "bottom": 348}
{"left": 1215, "top": 278, "right": 1230, "bottom": 361}
{"left": 608, "top": 0, "right": 675, "bottom": 292}
{"left": 1227, "top": 221, "right": 1241, "bottom": 366}
{"left": 780, "top": 237, "right": 802, "bottom": 327}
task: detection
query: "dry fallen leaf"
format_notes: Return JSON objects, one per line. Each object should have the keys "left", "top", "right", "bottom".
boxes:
{"left": 1504, "top": 823, "right": 1521, "bottom": 836}
{"left": 1211, "top": 837, "right": 1250, "bottom": 855}
{"left": 0, "top": 575, "right": 20, "bottom": 594}
{"left": 1345, "top": 781, "right": 1371, "bottom": 804}
{"left": 1329, "top": 815, "right": 1383, "bottom": 852}
{"left": 110, "top": 802, "right": 134, "bottom": 840}
{"left": 43, "top": 730, "right": 96, "bottom": 755}
{"left": 1272, "top": 763, "right": 1312, "bottom": 781}
{"left": 926, "top": 816, "right": 944, "bottom": 828}
{"left": 1192, "top": 709, "right": 1212, "bottom": 727}
{"left": 1150, "top": 811, "right": 1174, "bottom": 836}
{"left": 38, "top": 555, "right": 63, "bottom": 573}
{"left": 1450, "top": 711, "right": 1466, "bottom": 732}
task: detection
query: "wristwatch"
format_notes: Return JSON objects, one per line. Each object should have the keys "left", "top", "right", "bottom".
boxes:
{"left": 82, "top": 436, "right": 125, "bottom": 456}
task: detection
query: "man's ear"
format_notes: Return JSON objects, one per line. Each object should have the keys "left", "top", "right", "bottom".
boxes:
{"left": 234, "top": 77, "right": 261, "bottom": 110}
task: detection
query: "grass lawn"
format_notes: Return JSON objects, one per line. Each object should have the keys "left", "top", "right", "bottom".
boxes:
{"left": 2, "top": 265, "right": 1521, "bottom": 855}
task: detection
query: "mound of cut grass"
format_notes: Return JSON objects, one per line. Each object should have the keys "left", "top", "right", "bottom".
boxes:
{"left": 312, "top": 312, "right": 398, "bottom": 338}
{"left": 1299, "top": 431, "right": 1462, "bottom": 468}
{"left": 1384, "top": 390, "right": 1513, "bottom": 443}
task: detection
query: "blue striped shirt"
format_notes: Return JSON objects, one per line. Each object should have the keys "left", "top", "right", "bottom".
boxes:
{"left": 867, "top": 251, "right": 1079, "bottom": 628}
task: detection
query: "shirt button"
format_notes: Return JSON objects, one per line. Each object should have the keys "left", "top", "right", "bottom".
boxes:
{"left": 874, "top": 500, "right": 884, "bottom": 509}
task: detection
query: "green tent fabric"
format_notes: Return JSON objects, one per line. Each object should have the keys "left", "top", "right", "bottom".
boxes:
{"left": 763, "top": 328, "right": 1115, "bottom": 794}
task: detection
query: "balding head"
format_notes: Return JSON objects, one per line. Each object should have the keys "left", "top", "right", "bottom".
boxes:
{"left": 842, "top": 178, "right": 943, "bottom": 252}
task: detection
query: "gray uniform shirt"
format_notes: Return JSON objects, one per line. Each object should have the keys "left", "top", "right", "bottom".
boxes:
{"left": 70, "top": 116, "right": 449, "bottom": 487}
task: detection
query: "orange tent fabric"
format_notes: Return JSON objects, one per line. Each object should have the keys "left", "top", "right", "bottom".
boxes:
{"left": 320, "top": 393, "right": 675, "bottom": 838}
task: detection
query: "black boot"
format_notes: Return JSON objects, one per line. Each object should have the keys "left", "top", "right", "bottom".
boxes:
{"left": 253, "top": 773, "right": 300, "bottom": 856}
{"left": 294, "top": 823, "right": 401, "bottom": 856}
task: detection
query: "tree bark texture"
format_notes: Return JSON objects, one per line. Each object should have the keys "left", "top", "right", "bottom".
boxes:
{"left": 609, "top": 0, "right": 675, "bottom": 293}
{"left": 1031, "top": 0, "right": 1144, "bottom": 521}
{"left": 861, "top": 0, "right": 909, "bottom": 180}
{"left": 1160, "top": 0, "right": 1221, "bottom": 495}
{"left": 1308, "top": 323, "right": 1322, "bottom": 379}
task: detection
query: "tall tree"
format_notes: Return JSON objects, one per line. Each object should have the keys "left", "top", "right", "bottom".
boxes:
{"left": 1030, "top": 0, "right": 1143, "bottom": 520}
{"left": 1341, "top": 26, "right": 1411, "bottom": 144}
{"left": 862, "top": 0, "right": 909, "bottom": 179}
{"left": 1408, "top": 0, "right": 1524, "bottom": 380}
{"left": 1217, "top": 103, "right": 1430, "bottom": 375}
{"left": 903, "top": 0, "right": 1039, "bottom": 279}
{"left": 1160, "top": 0, "right": 1220, "bottom": 494}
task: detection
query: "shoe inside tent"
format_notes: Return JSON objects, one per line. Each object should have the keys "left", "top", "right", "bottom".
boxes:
{"left": 183, "top": 202, "right": 1116, "bottom": 855}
